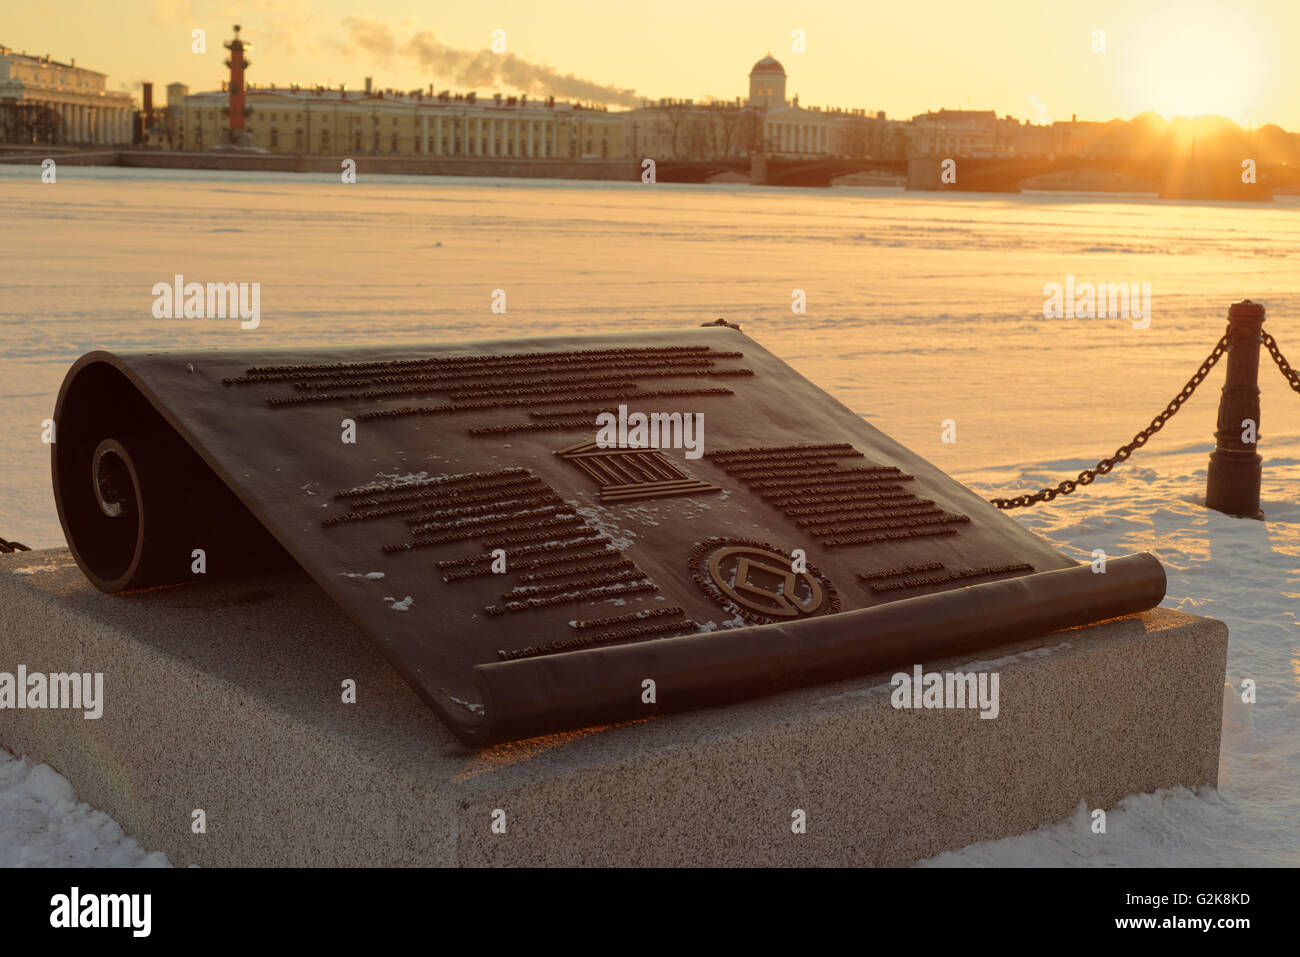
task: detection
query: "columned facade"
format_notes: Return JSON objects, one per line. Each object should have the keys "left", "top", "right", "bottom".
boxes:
{"left": 0, "top": 46, "right": 134, "bottom": 145}
{"left": 175, "top": 86, "right": 624, "bottom": 160}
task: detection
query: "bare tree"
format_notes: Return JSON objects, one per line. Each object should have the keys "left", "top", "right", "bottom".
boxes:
{"left": 718, "top": 108, "right": 764, "bottom": 157}
{"left": 654, "top": 101, "right": 694, "bottom": 159}
{"left": 0, "top": 102, "right": 59, "bottom": 145}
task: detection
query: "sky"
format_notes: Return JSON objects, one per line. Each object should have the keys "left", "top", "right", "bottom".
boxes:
{"left": 5, "top": 0, "right": 1296, "bottom": 128}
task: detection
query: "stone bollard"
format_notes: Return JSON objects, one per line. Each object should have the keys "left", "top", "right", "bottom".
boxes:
{"left": 1206, "top": 299, "right": 1265, "bottom": 519}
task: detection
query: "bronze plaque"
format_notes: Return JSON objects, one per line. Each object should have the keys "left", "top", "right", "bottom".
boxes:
{"left": 690, "top": 538, "right": 840, "bottom": 624}
{"left": 51, "top": 328, "right": 1165, "bottom": 745}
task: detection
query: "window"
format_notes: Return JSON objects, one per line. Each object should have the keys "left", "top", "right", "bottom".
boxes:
{"left": 295, "top": 129, "right": 303, "bottom": 149}
{"left": 391, "top": 132, "right": 398, "bottom": 152}
{"left": 270, "top": 127, "right": 278, "bottom": 148}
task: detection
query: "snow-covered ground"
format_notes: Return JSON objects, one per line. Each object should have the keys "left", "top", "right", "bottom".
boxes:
{"left": 1, "top": 166, "right": 1296, "bottom": 865}
{"left": 929, "top": 450, "right": 1300, "bottom": 865}
{"left": 0, "top": 751, "right": 168, "bottom": 867}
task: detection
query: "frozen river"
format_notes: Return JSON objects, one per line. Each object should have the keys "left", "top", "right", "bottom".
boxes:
{"left": 1, "top": 166, "right": 1297, "bottom": 866}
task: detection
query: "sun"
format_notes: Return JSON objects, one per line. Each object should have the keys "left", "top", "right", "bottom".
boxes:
{"left": 1118, "top": 1, "right": 1268, "bottom": 124}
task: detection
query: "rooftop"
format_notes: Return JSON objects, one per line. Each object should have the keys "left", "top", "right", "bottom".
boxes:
{"left": 0, "top": 44, "right": 105, "bottom": 76}
{"left": 750, "top": 54, "right": 786, "bottom": 76}
{"left": 186, "top": 85, "right": 610, "bottom": 112}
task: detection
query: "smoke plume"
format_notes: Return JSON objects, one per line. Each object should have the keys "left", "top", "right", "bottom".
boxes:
{"left": 342, "top": 18, "right": 640, "bottom": 108}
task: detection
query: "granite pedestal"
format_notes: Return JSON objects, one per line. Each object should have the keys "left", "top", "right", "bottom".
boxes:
{"left": 0, "top": 548, "right": 1227, "bottom": 866}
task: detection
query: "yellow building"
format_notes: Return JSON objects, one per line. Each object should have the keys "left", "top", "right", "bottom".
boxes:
{"left": 174, "top": 48, "right": 903, "bottom": 164}
{"left": 624, "top": 98, "right": 762, "bottom": 161}
{"left": 903, "top": 109, "right": 1056, "bottom": 159}
{"left": 181, "top": 83, "right": 626, "bottom": 159}
{"left": 625, "top": 56, "right": 894, "bottom": 161}
{"left": 0, "top": 44, "right": 133, "bottom": 145}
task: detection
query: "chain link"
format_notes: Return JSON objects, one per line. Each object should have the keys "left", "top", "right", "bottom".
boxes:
{"left": 990, "top": 327, "right": 1230, "bottom": 509}
{"left": 1263, "top": 331, "right": 1300, "bottom": 394}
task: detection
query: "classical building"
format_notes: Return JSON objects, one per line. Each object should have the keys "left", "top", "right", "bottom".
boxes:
{"left": 0, "top": 44, "right": 133, "bottom": 145}
{"left": 904, "top": 109, "right": 1002, "bottom": 156}
{"left": 903, "top": 109, "right": 1056, "bottom": 159}
{"left": 181, "top": 82, "right": 625, "bottom": 158}
{"left": 172, "top": 37, "right": 911, "bottom": 165}
{"left": 624, "top": 97, "right": 762, "bottom": 161}
{"left": 174, "top": 29, "right": 625, "bottom": 159}
{"left": 625, "top": 55, "right": 900, "bottom": 161}
{"left": 751, "top": 54, "right": 850, "bottom": 156}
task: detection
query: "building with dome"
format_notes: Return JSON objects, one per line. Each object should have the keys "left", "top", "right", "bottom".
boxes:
{"left": 747, "top": 55, "right": 786, "bottom": 109}
{"left": 624, "top": 54, "right": 898, "bottom": 163}
{"left": 748, "top": 53, "right": 898, "bottom": 158}
{"left": 171, "top": 40, "right": 912, "bottom": 167}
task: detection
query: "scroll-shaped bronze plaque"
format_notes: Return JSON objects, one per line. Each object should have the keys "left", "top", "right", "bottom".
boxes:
{"left": 51, "top": 329, "right": 1165, "bottom": 746}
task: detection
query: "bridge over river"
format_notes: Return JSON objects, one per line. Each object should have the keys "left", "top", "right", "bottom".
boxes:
{"left": 654, "top": 154, "right": 1300, "bottom": 200}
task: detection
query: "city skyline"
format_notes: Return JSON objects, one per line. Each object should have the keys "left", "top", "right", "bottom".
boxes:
{"left": 5, "top": 0, "right": 1296, "bottom": 129}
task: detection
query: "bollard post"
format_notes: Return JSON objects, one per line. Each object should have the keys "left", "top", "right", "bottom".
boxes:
{"left": 1205, "top": 299, "right": 1265, "bottom": 519}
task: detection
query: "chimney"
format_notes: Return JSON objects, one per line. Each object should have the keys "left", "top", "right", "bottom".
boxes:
{"left": 143, "top": 82, "right": 154, "bottom": 130}
{"left": 364, "top": 76, "right": 372, "bottom": 94}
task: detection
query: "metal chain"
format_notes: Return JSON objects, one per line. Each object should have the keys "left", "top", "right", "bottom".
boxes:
{"left": 990, "top": 327, "right": 1230, "bottom": 509}
{"left": 1263, "top": 331, "right": 1300, "bottom": 394}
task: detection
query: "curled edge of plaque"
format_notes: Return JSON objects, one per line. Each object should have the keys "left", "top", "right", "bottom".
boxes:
{"left": 470, "top": 554, "right": 1166, "bottom": 744}
{"left": 51, "top": 352, "right": 296, "bottom": 593}
{"left": 51, "top": 349, "right": 1168, "bottom": 748}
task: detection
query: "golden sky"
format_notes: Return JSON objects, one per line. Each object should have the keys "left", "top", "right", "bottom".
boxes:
{"left": 7, "top": 0, "right": 1293, "bottom": 127}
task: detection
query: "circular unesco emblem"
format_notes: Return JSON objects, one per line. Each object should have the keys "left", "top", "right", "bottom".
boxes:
{"left": 689, "top": 537, "right": 840, "bottom": 625}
